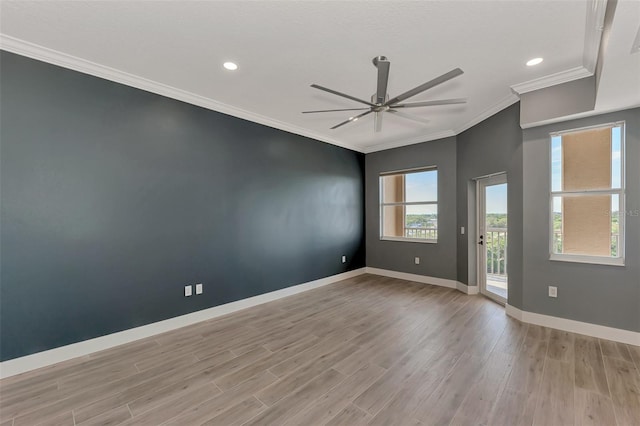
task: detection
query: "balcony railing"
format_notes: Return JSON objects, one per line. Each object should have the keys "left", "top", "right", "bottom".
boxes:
{"left": 404, "top": 227, "right": 438, "bottom": 240}
{"left": 404, "top": 226, "right": 508, "bottom": 280}
{"left": 486, "top": 228, "right": 508, "bottom": 277}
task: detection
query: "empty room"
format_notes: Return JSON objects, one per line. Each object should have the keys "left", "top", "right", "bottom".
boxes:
{"left": 1, "top": 1, "right": 639, "bottom": 425}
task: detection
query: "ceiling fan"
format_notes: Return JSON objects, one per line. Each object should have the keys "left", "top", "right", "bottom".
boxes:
{"left": 303, "top": 56, "right": 466, "bottom": 132}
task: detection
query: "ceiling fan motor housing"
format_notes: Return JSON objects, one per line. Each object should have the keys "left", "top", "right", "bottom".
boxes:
{"left": 372, "top": 56, "right": 388, "bottom": 67}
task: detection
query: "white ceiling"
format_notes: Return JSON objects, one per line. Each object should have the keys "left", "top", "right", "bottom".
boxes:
{"left": 1, "top": 1, "right": 638, "bottom": 153}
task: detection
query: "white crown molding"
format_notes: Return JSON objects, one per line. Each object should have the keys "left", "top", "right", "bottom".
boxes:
{"left": 364, "top": 94, "right": 521, "bottom": 153}
{"left": 520, "top": 102, "right": 640, "bottom": 129}
{"left": 0, "top": 34, "right": 364, "bottom": 154}
{"left": 506, "top": 304, "right": 640, "bottom": 346}
{"left": 0, "top": 34, "right": 518, "bottom": 155}
{"left": 510, "top": 66, "right": 593, "bottom": 95}
{"left": 509, "top": 0, "right": 606, "bottom": 95}
{"left": 0, "top": 268, "right": 366, "bottom": 379}
{"left": 362, "top": 130, "right": 456, "bottom": 154}
{"left": 454, "top": 94, "right": 520, "bottom": 135}
{"left": 584, "top": 0, "right": 608, "bottom": 72}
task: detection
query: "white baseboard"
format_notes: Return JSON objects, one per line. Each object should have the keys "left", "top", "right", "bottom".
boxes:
{"left": 506, "top": 304, "right": 640, "bottom": 347}
{"left": 457, "top": 282, "right": 479, "bottom": 295}
{"left": 364, "top": 267, "right": 478, "bottom": 295}
{"left": 0, "top": 268, "right": 366, "bottom": 379}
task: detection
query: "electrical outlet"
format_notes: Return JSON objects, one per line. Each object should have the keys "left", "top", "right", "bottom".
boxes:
{"left": 341, "top": 255, "right": 346, "bottom": 263}
{"left": 548, "top": 286, "right": 558, "bottom": 298}
{"left": 195, "top": 283, "right": 203, "bottom": 295}
{"left": 461, "top": 226, "right": 465, "bottom": 235}
{"left": 415, "top": 257, "right": 420, "bottom": 265}
{"left": 184, "top": 285, "right": 193, "bottom": 297}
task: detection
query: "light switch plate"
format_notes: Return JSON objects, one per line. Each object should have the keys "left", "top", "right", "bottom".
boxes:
{"left": 184, "top": 285, "right": 193, "bottom": 297}
{"left": 195, "top": 283, "right": 203, "bottom": 295}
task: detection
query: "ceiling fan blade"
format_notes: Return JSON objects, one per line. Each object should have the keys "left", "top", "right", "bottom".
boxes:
{"left": 374, "top": 111, "right": 383, "bottom": 132}
{"left": 302, "top": 107, "right": 370, "bottom": 114}
{"left": 374, "top": 57, "right": 390, "bottom": 104}
{"left": 385, "top": 68, "right": 464, "bottom": 106}
{"left": 311, "top": 84, "right": 376, "bottom": 107}
{"left": 331, "top": 110, "right": 373, "bottom": 129}
{"left": 388, "top": 109, "right": 430, "bottom": 125}
{"left": 392, "top": 98, "right": 467, "bottom": 108}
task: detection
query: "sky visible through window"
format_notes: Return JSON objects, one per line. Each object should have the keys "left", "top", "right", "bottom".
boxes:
{"left": 404, "top": 169, "right": 508, "bottom": 213}
{"left": 486, "top": 184, "right": 507, "bottom": 214}
{"left": 405, "top": 170, "right": 437, "bottom": 214}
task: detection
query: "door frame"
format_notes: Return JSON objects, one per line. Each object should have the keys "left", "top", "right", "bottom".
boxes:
{"left": 476, "top": 172, "right": 508, "bottom": 305}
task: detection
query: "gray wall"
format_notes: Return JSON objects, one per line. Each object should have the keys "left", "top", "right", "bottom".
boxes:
{"left": 0, "top": 51, "right": 365, "bottom": 361}
{"left": 456, "top": 104, "right": 524, "bottom": 309}
{"left": 520, "top": 77, "right": 596, "bottom": 126}
{"left": 365, "top": 137, "right": 457, "bottom": 280}
{"left": 522, "top": 108, "right": 640, "bottom": 332}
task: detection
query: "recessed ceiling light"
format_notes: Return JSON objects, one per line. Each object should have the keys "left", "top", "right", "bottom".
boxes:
{"left": 223, "top": 62, "right": 238, "bottom": 71}
{"left": 526, "top": 57, "right": 544, "bottom": 66}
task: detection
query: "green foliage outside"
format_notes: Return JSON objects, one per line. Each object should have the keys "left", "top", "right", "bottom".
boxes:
{"left": 405, "top": 214, "right": 437, "bottom": 228}
{"left": 486, "top": 213, "right": 507, "bottom": 229}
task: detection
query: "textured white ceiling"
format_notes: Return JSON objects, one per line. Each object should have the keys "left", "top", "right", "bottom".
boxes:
{"left": 0, "top": 1, "right": 637, "bottom": 152}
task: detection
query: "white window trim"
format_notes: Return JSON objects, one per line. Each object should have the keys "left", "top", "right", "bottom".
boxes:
{"left": 380, "top": 236, "right": 438, "bottom": 244}
{"left": 548, "top": 121, "right": 626, "bottom": 266}
{"left": 379, "top": 166, "right": 438, "bottom": 243}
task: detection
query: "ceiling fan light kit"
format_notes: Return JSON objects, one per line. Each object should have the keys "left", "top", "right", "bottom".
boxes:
{"left": 303, "top": 56, "right": 467, "bottom": 132}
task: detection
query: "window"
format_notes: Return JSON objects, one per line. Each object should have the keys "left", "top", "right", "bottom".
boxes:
{"left": 550, "top": 122, "right": 625, "bottom": 265}
{"left": 380, "top": 167, "right": 438, "bottom": 243}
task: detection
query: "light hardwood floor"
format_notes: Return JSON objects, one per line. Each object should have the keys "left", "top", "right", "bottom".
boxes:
{"left": 1, "top": 274, "right": 639, "bottom": 425}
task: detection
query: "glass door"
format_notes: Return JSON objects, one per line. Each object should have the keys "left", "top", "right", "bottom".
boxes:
{"left": 477, "top": 174, "right": 508, "bottom": 304}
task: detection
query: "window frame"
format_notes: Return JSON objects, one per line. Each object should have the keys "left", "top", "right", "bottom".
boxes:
{"left": 379, "top": 166, "right": 438, "bottom": 244}
{"left": 548, "top": 121, "right": 626, "bottom": 266}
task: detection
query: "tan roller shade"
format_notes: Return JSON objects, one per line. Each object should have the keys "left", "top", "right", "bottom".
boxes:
{"left": 563, "top": 195, "right": 611, "bottom": 255}
{"left": 382, "top": 175, "right": 405, "bottom": 237}
{"left": 561, "top": 128, "right": 612, "bottom": 255}
{"left": 562, "top": 128, "right": 611, "bottom": 191}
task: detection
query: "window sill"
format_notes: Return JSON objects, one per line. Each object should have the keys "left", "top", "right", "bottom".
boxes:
{"left": 549, "top": 254, "right": 625, "bottom": 267}
{"left": 380, "top": 237, "right": 437, "bottom": 244}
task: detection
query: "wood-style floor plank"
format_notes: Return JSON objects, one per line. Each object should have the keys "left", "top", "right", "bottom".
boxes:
{"left": 244, "top": 369, "right": 346, "bottom": 425}
{"left": 160, "top": 371, "right": 278, "bottom": 426}
{"left": 200, "top": 396, "right": 265, "bottom": 426}
{"left": 533, "top": 359, "right": 575, "bottom": 426}
{"left": 603, "top": 355, "right": 640, "bottom": 426}
{"left": 326, "top": 403, "right": 371, "bottom": 426}
{"left": 0, "top": 274, "right": 637, "bottom": 426}
{"left": 285, "top": 363, "right": 385, "bottom": 426}
{"left": 574, "top": 335, "right": 609, "bottom": 396}
{"left": 573, "top": 388, "right": 617, "bottom": 426}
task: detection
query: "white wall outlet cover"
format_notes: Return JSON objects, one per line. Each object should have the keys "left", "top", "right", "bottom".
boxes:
{"left": 461, "top": 226, "right": 465, "bottom": 235}
{"left": 414, "top": 257, "right": 420, "bottom": 265}
{"left": 195, "top": 283, "right": 203, "bottom": 295}
{"left": 548, "top": 286, "right": 558, "bottom": 298}
{"left": 184, "top": 285, "right": 193, "bottom": 297}
{"left": 342, "top": 255, "right": 346, "bottom": 263}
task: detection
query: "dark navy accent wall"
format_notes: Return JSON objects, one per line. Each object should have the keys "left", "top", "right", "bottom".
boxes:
{"left": 0, "top": 51, "right": 365, "bottom": 361}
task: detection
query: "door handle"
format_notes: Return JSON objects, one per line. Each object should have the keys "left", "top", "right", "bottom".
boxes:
{"left": 478, "top": 241, "right": 484, "bottom": 245}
